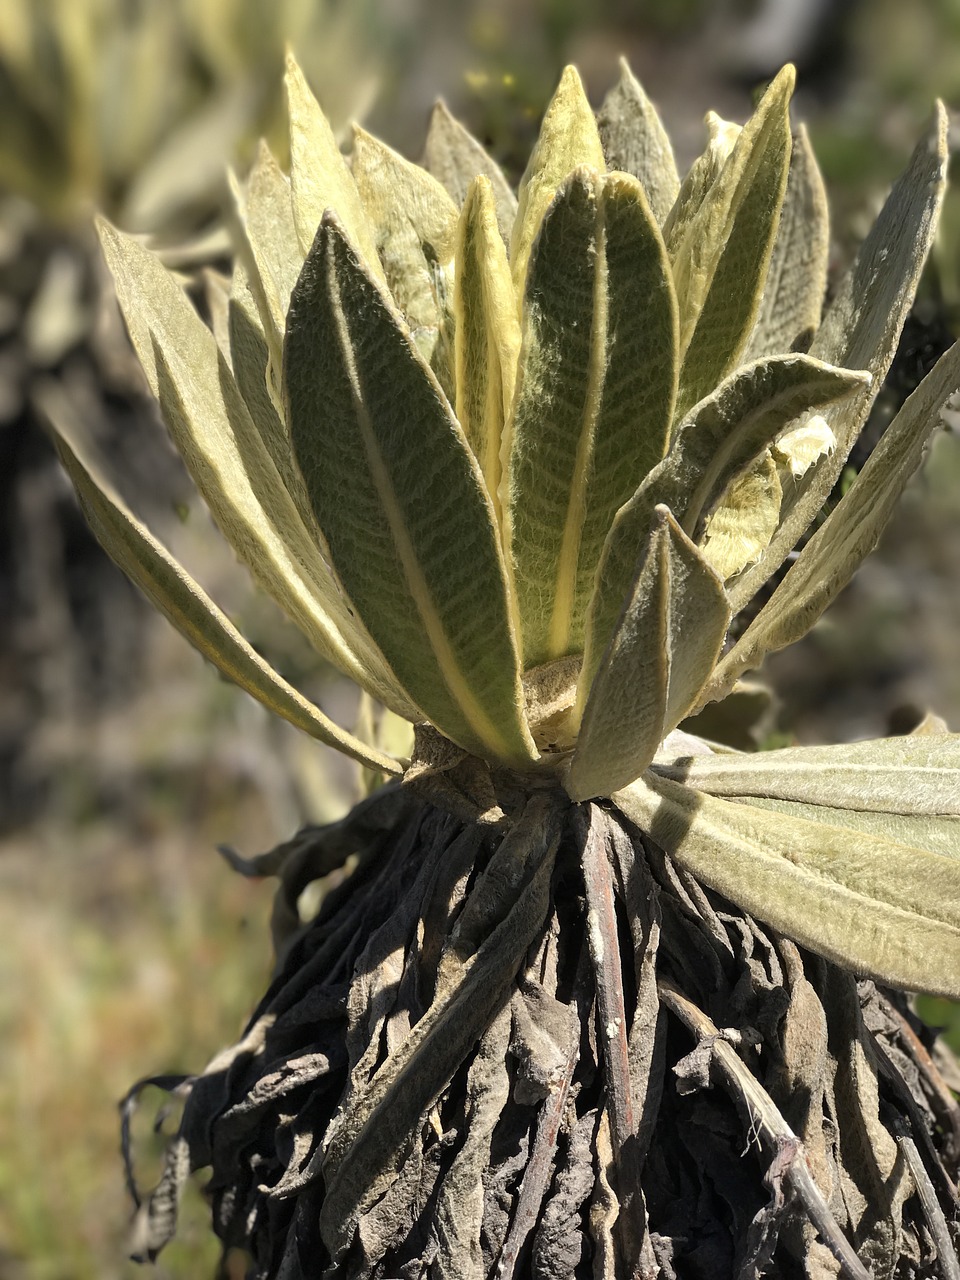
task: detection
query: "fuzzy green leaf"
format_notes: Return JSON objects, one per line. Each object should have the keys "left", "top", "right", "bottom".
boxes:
{"left": 97, "top": 217, "right": 413, "bottom": 715}
{"left": 510, "top": 65, "right": 606, "bottom": 297}
{"left": 453, "top": 176, "right": 521, "bottom": 525}
{"left": 284, "top": 50, "right": 382, "bottom": 274}
{"left": 708, "top": 336, "right": 960, "bottom": 700}
{"left": 47, "top": 417, "right": 402, "bottom": 777}
{"left": 351, "top": 126, "right": 459, "bottom": 396}
{"left": 596, "top": 57, "right": 680, "bottom": 225}
{"left": 284, "top": 213, "right": 537, "bottom": 766}
{"left": 504, "top": 167, "right": 678, "bottom": 667}
{"left": 671, "top": 66, "right": 794, "bottom": 417}
{"left": 566, "top": 507, "right": 730, "bottom": 801}
{"left": 422, "top": 100, "right": 518, "bottom": 242}
{"left": 730, "top": 104, "right": 949, "bottom": 614}
{"left": 614, "top": 772, "right": 960, "bottom": 997}
{"left": 721, "top": 797, "right": 960, "bottom": 862}
{"left": 584, "top": 355, "right": 868, "bottom": 685}
{"left": 745, "top": 125, "right": 829, "bottom": 360}
{"left": 654, "top": 734, "right": 960, "bottom": 813}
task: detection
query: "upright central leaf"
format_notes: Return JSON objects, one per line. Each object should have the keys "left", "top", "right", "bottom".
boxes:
{"left": 284, "top": 214, "right": 537, "bottom": 768}
{"left": 351, "top": 127, "right": 459, "bottom": 397}
{"left": 510, "top": 65, "right": 606, "bottom": 298}
{"left": 504, "top": 168, "right": 678, "bottom": 668}
{"left": 670, "top": 66, "right": 794, "bottom": 419}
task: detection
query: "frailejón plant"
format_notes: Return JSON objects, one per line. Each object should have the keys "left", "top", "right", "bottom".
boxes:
{"left": 51, "top": 55, "right": 960, "bottom": 1278}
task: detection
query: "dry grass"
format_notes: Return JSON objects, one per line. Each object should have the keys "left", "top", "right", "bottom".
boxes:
{"left": 0, "top": 613, "right": 361, "bottom": 1279}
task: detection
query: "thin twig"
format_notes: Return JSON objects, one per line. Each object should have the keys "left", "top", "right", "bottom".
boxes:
{"left": 878, "top": 992, "right": 960, "bottom": 1163}
{"left": 892, "top": 1120, "right": 960, "bottom": 1280}
{"left": 869, "top": 1028, "right": 960, "bottom": 1212}
{"left": 657, "top": 976, "right": 872, "bottom": 1280}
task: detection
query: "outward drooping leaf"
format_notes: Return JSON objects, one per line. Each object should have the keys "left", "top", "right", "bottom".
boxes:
{"left": 284, "top": 212, "right": 537, "bottom": 767}
{"left": 671, "top": 66, "right": 794, "bottom": 418}
{"left": 707, "top": 336, "right": 960, "bottom": 701}
{"left": 97, "top": 217, "right": 414, "bottom": 715}
{"left": 351, "top": 126, "right": 459, "bottom": 395}
{"left": 504, "top": 167, "right": 678, "bottom": 668}
{"left": 284, "top": 50, "right": 382, "bottom": 274}
{"left": 614, "top": 772, "right": 960, "bottom": 997}
{"left": 654, "top": 733, "right": 960, "bottom": 813}
{"left": 720, "top": 797, "right": 960, "bottom": 862}
{"left": 596, "top": 58, "right": 680, "bottom": 226}
{"left": 584, "top": 355, "right": 868, "bottom": 686}
{"left": 422, "top": 99, "right": 518, "bottom": 243}
{"left": 454, "top": 176, "right": 521, "bottom": 526}
{"left": 745, "top": 125, "right": 829, "bottom": 360}
{"left": 47, "top": 415, "right": 402, "bottom": 778}
{"left": 730, "top": 103, "right": 949, "bottom": 614}
{"left": 510, "top": 65, "right": 606, "bottom": 298}
{"left": 567, "top": 507, "right": 730, "bottom": 800}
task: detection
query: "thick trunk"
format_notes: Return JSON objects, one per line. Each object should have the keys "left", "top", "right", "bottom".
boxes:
{"left": 124, "top": 771, "right": 960, "bottom": 1279}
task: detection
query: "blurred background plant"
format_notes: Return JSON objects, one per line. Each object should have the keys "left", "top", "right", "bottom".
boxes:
{"left": 3, "top": 0, "right": 960, "bottom": 1275}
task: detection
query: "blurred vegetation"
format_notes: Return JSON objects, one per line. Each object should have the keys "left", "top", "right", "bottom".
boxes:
{"left": 2, "top": 0, "right": 960, "bottom": 1276}
{"left": 0, "top": 0, "right": 388, "bottom": 234}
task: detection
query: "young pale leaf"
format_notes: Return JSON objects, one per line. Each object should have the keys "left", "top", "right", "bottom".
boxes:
{"left": 98, "top": 218, "right": 414, "bottom": 715}
{"left": 351, "top": 126, "right": 459, "bottom": 396}
{"left": 202, "top": 268, "right": 232, "bottom": 362}
{"left": 284, "top": 213, "right": 537, "bottom": 767}
{"left": 454, "top": 176, "right": 521, "bottom": 525}
{"left": 227, "top": 264, "right": 323, "bottom": 545}
{"left": 596, "top": 58, "right": 680, "bottom": 226}
{"left": 730, "top": 104, "right": 949, "bottom": 614}
{"left": 671, "top": 66, "right": 794, "bottom": 418}
{"left": 510, "top": 65, "right": 606, "bottom": 297}
{"left": 226, "top": 170, "right": 284, "bottom": 380}
{"left": 243, "top": 140, "right": 302, "bottom": 310}
{"left": 566, "top": 506, "right": 730, "bottom": 801}
{"left": 745, "top": 125, "right": 829, "bottom": 360}
{"left": 708, "top": 336, "right": 960, "bottom": 701}
{"left": 227, "top": 140, "right": 302, "bottom": 375}
{"left": 699, "top": 451, "right": 782, "bottom": 579}
{"left": 284, "top": 50, "right": 382, "bottom": 274}
{"left": 662, "top": 112, "right": 741, "bottom": 255}
{"left": 654, "top": 734, "right": 960, "bottom": 813}
{"left": 584, "top": 355, "right": 868, "bottom": 680}
{"left": 504, "top": 167, "right": 678, "bottom": 667}
{"left": 613, "top": 772, "right": 960, "bottom": 997}
{"left": 48, "top": 423, "right": 402, "bottom": 778}
{"left": 422, "top": 100, "right": 518, "bottom": 242}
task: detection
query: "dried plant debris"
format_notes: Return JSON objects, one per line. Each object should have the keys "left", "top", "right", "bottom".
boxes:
{"left": 124, "top": 780, "right": 960, "bottom": 1279}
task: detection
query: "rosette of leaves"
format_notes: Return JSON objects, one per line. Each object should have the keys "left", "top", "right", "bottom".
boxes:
{"left": 56, "top": 56, "right": 960, "bottom": 1278}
